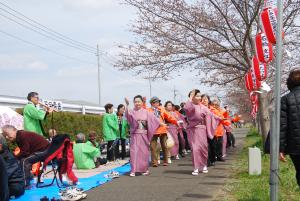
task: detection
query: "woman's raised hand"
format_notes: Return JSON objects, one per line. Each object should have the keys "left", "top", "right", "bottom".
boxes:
{"left": 125, "top": 97, "right": 130, "bottom": 106}
{"left": 189, "top": 89, "right": 196, "bottom": 101}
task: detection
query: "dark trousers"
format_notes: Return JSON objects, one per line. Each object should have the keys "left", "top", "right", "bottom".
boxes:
{"left": 214, "top": 136, "right": 223, "bottom": 160}
{"left": 182, "top": 130, "right": 190, "bottom": 151}
{"left": 179, "top": 133, "right": 184, "bottom": 155}
{"left": 115, "top": 139, "right": 126, "bottom": 159}
{"left": 0, "top": 155, "right": 9, "bottom": 201}
{"left": 226, "top": 132, "right": 236, "bottom": 147}
{"left": 0, "top": 156, "right": 24, "bottom": 201}
{"left": 107, "top": 140, "right": 115, "bottom": 161}
{"left": 208, "top": 138, "right": 216, "bottom": 165}
{"left": 290, "top": 155, "right": 300, "bottom": 186}
{"left": 21, "top": 151, "right": 48, "bottom": 187}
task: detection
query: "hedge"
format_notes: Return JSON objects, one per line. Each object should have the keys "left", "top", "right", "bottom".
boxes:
{"left": 16, "top": 109, "right": 103, "bottom": 141}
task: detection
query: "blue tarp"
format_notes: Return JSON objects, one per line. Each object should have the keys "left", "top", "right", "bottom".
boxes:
{"left": 13, "top": 163, "right": 131, "bottom": 201}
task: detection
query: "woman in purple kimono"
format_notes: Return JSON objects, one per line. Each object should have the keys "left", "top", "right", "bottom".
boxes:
{"left": 125, "top": 95, "right": 160, "bottom": 177}
{"left": 165, "top": 101, "right": 181, "bottom": 159}
{"left": 184, "top": 90, "right": 220, "bottom": 175}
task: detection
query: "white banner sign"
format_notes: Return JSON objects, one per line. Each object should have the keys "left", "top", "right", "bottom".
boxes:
{"left": 40, "top": 100, "right": 63, "bottom": 111}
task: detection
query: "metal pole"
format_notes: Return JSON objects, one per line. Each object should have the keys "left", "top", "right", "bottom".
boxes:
{"left": 149, "top": 76, "right": 152, "bottom": 98}
{"left": 270, "top": 0, "right": 284, "bottom": 200}
{"left": 173, "top": 86, "right": 177, "bottom": 104}
{"left": 270, "top": 112, "right": 277, "bottom": 201}
{"left": 97, "top": 44, "right": 101, "bottom": 106}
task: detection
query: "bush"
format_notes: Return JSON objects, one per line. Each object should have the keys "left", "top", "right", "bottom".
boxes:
{"left": 16, "top": 108, "right": 103, "bottom": 141}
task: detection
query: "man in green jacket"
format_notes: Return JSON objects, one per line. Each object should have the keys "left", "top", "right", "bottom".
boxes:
{"left": 23, "top": 92, "right": 53, "bottom": 136}
{"left": 73, "top": 133, "right": 101, "bottom": 169}
{"left": 102, "top": 103, "right": 119, "bottom": 162}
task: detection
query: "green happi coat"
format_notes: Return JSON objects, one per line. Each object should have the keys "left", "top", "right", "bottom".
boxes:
{"left": 102, "top": 113, "right": 119, "bottom": 142}
{"left": 73, "top": 142, "right": 100, "bottom": 169}
{"left": 23, "top": 102, "right": 47, "bottom": 136}
{"left": 86, "top": 140, "right": 101, "bottom": 153}
{"left": 118, "top": 116, "right": 130, "bottom": 139}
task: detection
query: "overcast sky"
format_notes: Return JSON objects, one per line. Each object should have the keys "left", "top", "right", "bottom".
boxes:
{"left": 0, "top": 0, "right": 218, "bottom": 107}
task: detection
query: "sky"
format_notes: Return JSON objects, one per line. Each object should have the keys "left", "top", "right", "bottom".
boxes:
{"left": 0, "top": 0, "right": 216, "bottom": 107}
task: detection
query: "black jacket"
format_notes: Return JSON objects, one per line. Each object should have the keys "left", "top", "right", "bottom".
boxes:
{"left": 280, "top": 86, "right": 300, "bottom": 154}
{"left": 0, "top": 147, "right": 24, "bottom": 183}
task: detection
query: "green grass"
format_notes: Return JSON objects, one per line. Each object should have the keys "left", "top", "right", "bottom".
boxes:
{"left": 222, "top": 127, "right": 300, "bottom": 201}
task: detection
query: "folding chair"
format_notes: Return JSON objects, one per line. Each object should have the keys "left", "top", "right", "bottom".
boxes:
{"left": 36, "top": 134, "right": 77, "bottom": 188}
{"left": 36, "top": 159, "right": 64, "bottom": 188}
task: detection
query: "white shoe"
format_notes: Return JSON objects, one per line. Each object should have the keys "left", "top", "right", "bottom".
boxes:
{"left": 142, "top": 170, "right": 150, "bottom": 176}
{"left": 192, "top": 169, "right": 199, "bottom": 176}
{"left": 129, "top": 172, "right": 135, "bottom": 177}
{"left": 175, "top": 155, "right": 180, "bottom": 160}
{"left": 60, "top": 191, "right": 83, "bottom": 201}
{"left": 104, "top": 171, "right": 120, "bottom": 179}
{"left": 167, "top": 158, "right": 172, "bottom": 164}
{"left": 157, "top": 160, "right": 161, "bottom": 165}
{"left": 183, "top": 149, "right": 187, "bottom": 155}
{"left": 70, "top": 187, "right": 87, "bottom": 199}
{"left": 202, "top": 166, "right": 208, "bottom": 174}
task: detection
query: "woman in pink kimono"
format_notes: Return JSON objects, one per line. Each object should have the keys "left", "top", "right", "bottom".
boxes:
{"left": 165, "top": 101, "right": 182, "bottom": 159}
{"left": 184, "top": 89, "right": 220, "bottom": 175}
{"left": 125, "top": 95, "right": 160, "bottom": 177}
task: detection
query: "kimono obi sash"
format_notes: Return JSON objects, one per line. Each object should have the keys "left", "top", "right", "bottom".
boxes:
{"left": 134, "top": 129, "right": 148, "bottom": 135}
{"left": 194, "top": 120, "right": 206, "bottom": 129}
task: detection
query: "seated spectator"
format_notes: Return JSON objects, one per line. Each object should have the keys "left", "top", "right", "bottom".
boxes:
{"left": 73, "top": 133, "right": 106, "bottom": 170}
{"left": 0, "top": 134, "right": 24, "bottom": 201}
{"left": 1, "top": 125, "right": 49, "bottom": 188}
{"left": 48, "top": 129, "right": 57, "bottom": 143}
{"left": 87, "top": 131, "right": 100, "bottom": 150}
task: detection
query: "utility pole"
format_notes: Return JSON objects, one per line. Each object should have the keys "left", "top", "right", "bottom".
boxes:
{"left": 149, "top": 77, "right": 152, "bottom": 98}
{"left": 96, "top": 44, "right": 101, "bottom": 106}
{"left": 173, "top": 86, "right": 177, "bottom": 104}
{"left": 270, "top": 1, "right": 284, "bottom": 201}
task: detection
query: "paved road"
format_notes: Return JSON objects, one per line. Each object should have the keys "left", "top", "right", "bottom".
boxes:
{"left": 86, "top": 128, "right": 248, "bottom": 201}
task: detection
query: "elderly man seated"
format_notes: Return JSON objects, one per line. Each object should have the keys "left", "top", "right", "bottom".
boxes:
{"left": 73, "top": 133, "right": 106, "bottom": 169}
{"left": 0, "top": 134, "right": 24, "bottom": 201}
{"left": 2, "top": 125, "right": 49, "bottom": 188}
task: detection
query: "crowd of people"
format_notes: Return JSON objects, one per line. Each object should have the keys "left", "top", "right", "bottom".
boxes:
{"left": 0, "top": 89, "right": 241, "bottom": 201}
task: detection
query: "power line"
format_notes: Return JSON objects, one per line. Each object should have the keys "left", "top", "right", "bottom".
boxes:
{"left": 0, "top": 1, "right": 96, "bottom": 52}
{"left": 0, "top": 29, "right": 96, "bottom": 65}
{"left": 0, "top": 6, "right": 96, "bottom": 53}
{"left": 0, "top": 13, "right": 96, "bottom": 54}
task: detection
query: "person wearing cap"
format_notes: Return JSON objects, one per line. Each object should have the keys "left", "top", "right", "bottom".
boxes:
{"left": 148, "top": 96, "right": 178, "bottom": 167}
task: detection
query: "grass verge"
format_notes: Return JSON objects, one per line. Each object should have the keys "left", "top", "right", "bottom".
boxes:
{"left": 221, "top": 127, "right": 300, "bottom": 201}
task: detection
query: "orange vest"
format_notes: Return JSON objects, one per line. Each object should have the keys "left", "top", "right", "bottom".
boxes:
{"left": 210, "top": 107, "right": 231, "bottom": 137}
{"left": 147, "top": 107, "right": 178, "bottom": 135}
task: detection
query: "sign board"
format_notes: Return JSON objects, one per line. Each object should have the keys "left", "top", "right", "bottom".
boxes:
{"left": 40, "top": 100, "right": 63, "bottom": 111}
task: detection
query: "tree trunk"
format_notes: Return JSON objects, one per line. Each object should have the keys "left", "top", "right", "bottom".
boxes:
{"left": 258, "top": 93, "right": 270, "bottom": 142}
